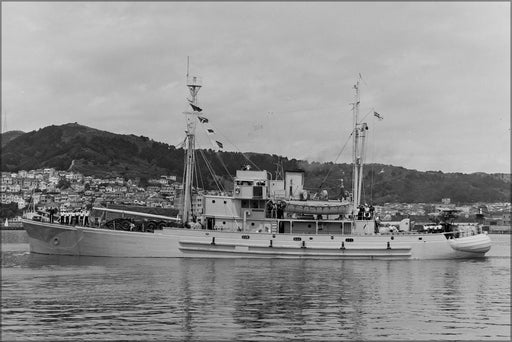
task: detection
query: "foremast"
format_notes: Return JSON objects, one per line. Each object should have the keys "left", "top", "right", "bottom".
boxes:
{"left": 351, "top": 78, "right": 369, "bottom": 216}
{"left": 182, "top": 65, "right": 202, "bottom": 224}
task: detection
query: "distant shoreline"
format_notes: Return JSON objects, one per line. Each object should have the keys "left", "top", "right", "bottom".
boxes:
{"left": 0, "top": 222, "right": 23, "bottom": 230}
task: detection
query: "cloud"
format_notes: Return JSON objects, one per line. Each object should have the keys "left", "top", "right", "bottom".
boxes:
{"left": 1, "top": 2, "right": 509, "bottom": 173}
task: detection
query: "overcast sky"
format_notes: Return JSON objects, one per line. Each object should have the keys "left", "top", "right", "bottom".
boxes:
{"left": 2, "top": 2, "right": 510, "bottom": 174}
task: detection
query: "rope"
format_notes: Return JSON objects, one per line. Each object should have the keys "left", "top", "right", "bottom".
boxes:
{"left": 193, "top": 149, "right": 203, "bottom": 190}
{"left": 369, "top": 114, "right": 376, "bottom": 204}
{"left": 197, "top": 116, "right": 259, "bottom": 175}
{"left": 196, "top": 152, "right": 205, "bottom": 190}
{"left": 181, "top": 145, "right": 187, "bottom": 197}
{"left": 174, "top": 137, "right": 187, "bottom": 149}
{"left": 358, "top": 108, "right": 375, "bottom": 124}
{"left": 214, "top": 129, "right": 260, "bottom": 171}
{"left": 317, "top": 132, "right": 353, "bottom": 191}
{"left": 198, "top": 149, "right": 224, "bottom": 192}
{"left": 214, "top": 151, "right": 233, "bottom": 180}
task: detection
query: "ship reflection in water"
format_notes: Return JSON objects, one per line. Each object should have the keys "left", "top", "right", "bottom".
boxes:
{"left": 1, "top": 232, "right": 510, "bottom": 341}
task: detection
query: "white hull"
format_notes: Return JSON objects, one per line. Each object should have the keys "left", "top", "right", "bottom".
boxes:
{"left": 23, "top": 219, "right": 491, "bottom": 260}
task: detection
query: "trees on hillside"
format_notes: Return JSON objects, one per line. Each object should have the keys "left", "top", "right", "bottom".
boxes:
{"left": 0, "top": 202, "right": 22, "bottom": 218}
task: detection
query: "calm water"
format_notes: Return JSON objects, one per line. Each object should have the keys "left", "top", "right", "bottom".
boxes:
{"left": 1, "top": 231, "right": 510, "bottom": 341}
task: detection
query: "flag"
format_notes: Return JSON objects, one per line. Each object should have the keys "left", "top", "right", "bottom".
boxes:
{"left": 374, "top": 111, "right": 383, "bottom": 120}
{"left": 198, "top": 116, "right": 209, "bottom": 123}
{"left": 206, "top": 128, "right": 215, "bottom": 135}
{"left": 216, "top": 141, "right": 223, "bottom": 149}
{"left": 189, "top": 103, "right": 202, "bottom": 112}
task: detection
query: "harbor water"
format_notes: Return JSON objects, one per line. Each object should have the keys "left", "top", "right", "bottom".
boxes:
{"left": 1, "top": 230, "right": 510, "bottom": 341}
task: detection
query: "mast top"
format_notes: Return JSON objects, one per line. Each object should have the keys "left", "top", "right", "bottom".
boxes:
{"left": 187, "top": 76, "right": 202, "bottom": 88}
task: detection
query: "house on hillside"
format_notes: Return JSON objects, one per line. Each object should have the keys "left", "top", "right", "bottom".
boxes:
{"left": 147, "top": 196, "right": 167, "bottom": 208}
{"left": 485, "top": 212, "right": 511, "bottom": 233}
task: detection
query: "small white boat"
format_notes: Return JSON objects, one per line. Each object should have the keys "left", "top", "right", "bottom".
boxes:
{"left": 23, "top": 71, "right": 491, "bottom": 260}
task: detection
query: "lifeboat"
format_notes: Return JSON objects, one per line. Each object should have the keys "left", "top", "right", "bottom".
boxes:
{"left": 448, "top": 233, "right": 492, "bottom": 253}
{"left": 284, "top": 200, "right": 351, "bottom": 215}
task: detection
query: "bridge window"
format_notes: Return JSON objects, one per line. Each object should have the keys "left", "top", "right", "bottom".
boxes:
{"left": 253, "top": 186, "right": 263, "bottom": 198}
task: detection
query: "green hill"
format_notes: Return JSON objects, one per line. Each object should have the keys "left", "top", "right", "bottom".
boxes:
{"left": 1, "top": 123, "right": 509, "bottom": 204}
{"left": 1, "top": 130, "right": 25, "bottom": 147}
{"left": 1, "top": 123, "right": 181, "bottom": 180}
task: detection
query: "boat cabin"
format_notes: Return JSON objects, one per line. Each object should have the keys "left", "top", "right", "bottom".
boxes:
{"left": 200, "top": 168, "right": 375, "bottom": 235}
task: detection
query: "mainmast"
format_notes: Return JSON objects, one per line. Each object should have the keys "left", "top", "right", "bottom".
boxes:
{"left": 182, "top": 59, "right": 202, "bottom": 224}
{"left": 351, "top": 78, "right": 368, "bottom": 216}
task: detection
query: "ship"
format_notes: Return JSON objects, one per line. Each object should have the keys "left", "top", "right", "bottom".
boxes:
{"left": 22, "top": 68, "right": 491, "bottom": 260}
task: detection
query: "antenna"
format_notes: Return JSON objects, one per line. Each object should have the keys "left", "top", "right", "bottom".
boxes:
{"left": 186, "top": 56, "right": 190, "bottom": 79}
{"left": 2, "top": 108, "right": 6, "bottom": 133}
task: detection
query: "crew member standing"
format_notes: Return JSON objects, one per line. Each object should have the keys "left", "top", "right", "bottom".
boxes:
{"left": 84, "top": 209, "right": 90, "bottom": 226}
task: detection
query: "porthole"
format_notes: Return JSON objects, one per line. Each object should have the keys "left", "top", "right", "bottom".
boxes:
{"left": 223, "top": 221, "right": 226, "bottom": 225}
{"left": 293, "top": 237, "right": 302, "bottom": 241}
{"left": 345, "top": 238, "right": 354, "bottom": 242}
{"left": 251, "top": 222, "right": 255, "bottom": 226}
{"left": 241, "top": 235, "right": 250, "bottom": 239}
{"left": 212, "top": 200, "right": 216, "bottom": 203}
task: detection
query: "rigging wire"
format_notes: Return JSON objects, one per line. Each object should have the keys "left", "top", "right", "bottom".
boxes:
{"left": 201, "top": 150, "right": 222, "bottom": 192}
{"left": 317, "top": 131, "right": 353, "bottom": 191}
{"left": 214, "top": 128, "right": 261, "bottom": 171}
{"left": 198, "top": 149, "right": 224, "bottom": 193}
{"left": 196, "top": 151, "right": 206, "bottom": 191}
{"left": 369, "top": 114, "right": 376, "bottom": 204}
{"left": 358, "top": 108, "right": 375, "bottom": 124}
{"left": 181, "top": 141, "right": 189, "bottom": 216}
{"left": 214, "top": 151, "right": 233, "bottom": 180}
{"left": 193, "top": 149, "right": 202, "bottom": 191}
{"left": 196, "top": 116, "right": 257, "bottom": 176}
{"left": 174, "top": 136, "right": 187, "bottom": 149}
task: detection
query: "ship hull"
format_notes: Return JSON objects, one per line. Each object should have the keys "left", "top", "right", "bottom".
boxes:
{"left": 23, "top": 219, "right": 491, "bottom": 260}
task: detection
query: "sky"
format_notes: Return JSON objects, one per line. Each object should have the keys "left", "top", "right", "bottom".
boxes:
{"left": 1, "top": 2, "right": 510, "bottom": 174}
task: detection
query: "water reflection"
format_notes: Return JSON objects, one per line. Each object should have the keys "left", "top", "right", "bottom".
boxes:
{"left": 1, "top": 237, "right": 510, "bottom": 341}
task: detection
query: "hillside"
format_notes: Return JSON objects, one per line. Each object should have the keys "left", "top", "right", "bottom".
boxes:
{"left": 1, "top": 123, "right": 510, "bottom": 204}
{"left": 1, "top": 123, "right": 181, "bottom": 180}
{"left": 1, "top": 130, "right": 25, "bottom": 147}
